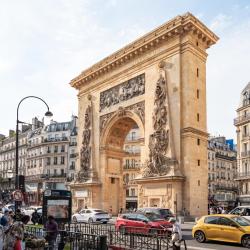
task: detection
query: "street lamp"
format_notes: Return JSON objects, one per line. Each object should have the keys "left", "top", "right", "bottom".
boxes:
{"left": 6, "top": 170, "right": 14, "bottom": 188}
{"left": 15, "top": 96, "right": 53, "bottom": 212}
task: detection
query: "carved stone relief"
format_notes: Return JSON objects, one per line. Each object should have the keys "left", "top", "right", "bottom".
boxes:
{"left": 142, "top": 74, "right": 175, "bottom": 177}
{"left": 77, "top": 105, "right": 92, "bottom": 182}
{"left": 99, "top": 74, "right": 145, "bottom": 111}
{"left": 99, "top": 101, "right": 145, "bottom": 133}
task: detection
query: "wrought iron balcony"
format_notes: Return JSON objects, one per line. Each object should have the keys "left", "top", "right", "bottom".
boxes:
{"left": 235, "top": 171, "right": 250, "bottom": 180}
{"left": 214, "top": 185, "right": 238, "bottom": 192}
{"left": 241, "top": 151, "right": 250, "bottom": 157}
{"left": 215, "top": 152, "right": 236, "bottom": 161}
{"left": 69, "top": 142, "right": 77, "bottom": 146}
{"left": 70, "top": 153, "right": 78, "bottom": 158}
{"left": 234, "top": 113, "right": 250, "bottom": 126}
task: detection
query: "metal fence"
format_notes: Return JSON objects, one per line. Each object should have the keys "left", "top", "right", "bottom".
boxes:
{"left": 26, "top": 223, "right": 187, "bottom": 250}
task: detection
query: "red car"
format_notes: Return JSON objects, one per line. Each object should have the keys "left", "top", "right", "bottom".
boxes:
{"left": 115, "top": 213, "right": 172, "bottom": 235}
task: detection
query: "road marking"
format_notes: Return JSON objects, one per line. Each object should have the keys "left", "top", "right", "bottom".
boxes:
{"left": 182, "top": 247, "right": 217, "bottom": 250}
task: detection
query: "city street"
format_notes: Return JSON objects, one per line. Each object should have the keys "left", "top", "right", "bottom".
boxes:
{"left": 107, "top": 219, "right": 245, "bottom": 250}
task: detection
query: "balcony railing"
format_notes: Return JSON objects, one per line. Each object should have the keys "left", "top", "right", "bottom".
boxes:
{"left": 123, "top": 165, "right": 140, "bottom": 170}
{"left": 241, "top": 151, "right": 250, "bottom": 157}
{"left": 234, "top": 113, "right": 250, "bottom": 126}
{"left": 70, "top": 153, "right": 77, "bottom": 158}
{"left": 215, "top": 152, "right": 236, "bottom": 161}
{"left": 41, "top": 173, "right": 66, "bottom": 179}
{"left": 69, "top": 142, "right": 77, "bottom": 146}
{"left": 235, "top": 171, "right": 250, "bottom": 179}
{"left": 214, "top": 185, "right": 238, "bottom": 192}
{"left": 43, "top": 137, "right": 68, "bottom": 143}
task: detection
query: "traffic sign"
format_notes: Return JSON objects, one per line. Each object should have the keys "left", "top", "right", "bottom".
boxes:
{"left": 13, "top": 190, "right": 23, "bottom": 201}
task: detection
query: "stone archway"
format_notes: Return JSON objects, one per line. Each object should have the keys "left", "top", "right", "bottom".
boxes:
{"left": 99, "top": 109, "right": 145, "bottom": 214}
{"left": 69, "top": 13, "right": 218, "bottom": 217}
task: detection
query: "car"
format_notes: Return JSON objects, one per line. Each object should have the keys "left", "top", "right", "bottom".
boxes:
{"left": 115, "top": 213, "right": 172, "bottom": 235}
{"left": 192, "top": 214, "right": 250, "bottom": 248}
{"left": 137, "top": 207, "right": 175, "bottom": 220}
{"left": 229, "top": 206, "right": 250, "bottom": 220}
{"left": 72, "top": 208, "right": 110, "bottom": 223}
{"left": 22, "top": 206, "right": 42, "bottom": 217}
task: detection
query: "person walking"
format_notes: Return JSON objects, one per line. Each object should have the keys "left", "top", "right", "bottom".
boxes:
{"left": 31, "top": 209, "right": 39, "bottom": 225}
{"left": 169, "top": 218, "right": 182, "bottom": 250}
{"left": 3, "top": 215, "right": 30, "bottom": 250}
{"left": 45, "top": 216, "right": 58, "bottom": 250}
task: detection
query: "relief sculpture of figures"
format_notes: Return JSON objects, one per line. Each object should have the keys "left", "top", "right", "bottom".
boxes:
{"left": 99, "top": 74, "right": 145, "bottom": 111}
{"left": 77, "top": 105, "right": 92, "bottom": 182}
{"left": 142, "top": 73, "right": 173, "bottom": 177}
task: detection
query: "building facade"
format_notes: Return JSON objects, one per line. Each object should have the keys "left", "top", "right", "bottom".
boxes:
{"left": 208, "top": 137, "right": 237, "bottom": 209}
{"left": 123, "top": 126, "right": 141, "bottom": 210}
{"left": 70, "top": 13, "right": 218, "bottom": 217}
{"left": 235, "top": 83, "right": 250, "bottom": 205}
{"left": 0, "top": 116, "right": 78, "bottom": 205}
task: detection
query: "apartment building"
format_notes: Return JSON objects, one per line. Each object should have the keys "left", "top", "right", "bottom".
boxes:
{"left": 123, "top": 125, "right": 141, "bottom": 210}
{"left": 235, "top": 83, "right": 250, "bottom": 205}
{"left": 208, "top": 136, "right": 237, "bottom": 208}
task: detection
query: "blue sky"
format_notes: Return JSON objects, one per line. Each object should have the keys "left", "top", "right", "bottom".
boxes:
{"left": 0, "top": 0, "right": 250, "bottom": 140}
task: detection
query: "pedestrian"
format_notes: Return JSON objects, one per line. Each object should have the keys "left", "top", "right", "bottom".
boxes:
{"left": 13, "top": 209, "right": 23, "bottom": 222}
{"left": 119, "top": 208, "right": 123, "bottom": 215}
{"left": 0, "top": 210, "right": 10, "bottom": 230}
{"left": 109, "top": 206, "right": 112, "bottom": 218}
{"left": 169, "top": 218, "right": 182, "bottom": 250}
{"left": 31, "top": 209, "right": 39, "bottom": 225}
{"left": 209, "top": 207, "right": 214, "bottom": 215}
{"left": 45, "top": 215, "right": 58, "bottom": 250}
{"left": 3, "top": 215, "right": 30, "bottom": 250}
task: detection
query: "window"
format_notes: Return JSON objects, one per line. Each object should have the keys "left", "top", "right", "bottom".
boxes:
{"left": 47, "top": 157, "right": 51, "bottom": 166}
{"left": 47, "top": 146, "right": 51, "bottom": 153}
{"left": 111, "top": 177, "right": 115, "bottom": 184}
{"left": 218, "top": 217, "right": 236, "bottom": 227}
{"left": 198, "top": 160, "right": 200, "bottom": 166}
{"left": 204, "top": 216, "right": 219, "bottom": 224}
{"left": 126, "top": 189, "right": 129, "bottom": 197}
{"left": 198, "top": 180, "right": 200, "bottom": 186}
{"left": 131, "top": 188, "right": 135, "bottom": 197}
{"left": 54, "top": 146, "right": 58, "bottom": 153}
{"left": 54, "top": 157, "right": 57, "bottom": 165}
{"left": 61, "top": 169, "right": 64, "bottom": 175}
{"left": 197, "top": 89, "right": 200, "bottom": 99}
{"left": 60, "top": 156, "right": 65, "bottom": 164}
{"left": 197, "top": 113, "right": 200, "bottom": 122}
{"left": 61, "top": 145, "right": 65, "bottom": 152}
{"left": 197, "top": 68, "right": 199, "bottom": 77}
{"left": 197, "top": 138, "right": 200, "bottom": 145}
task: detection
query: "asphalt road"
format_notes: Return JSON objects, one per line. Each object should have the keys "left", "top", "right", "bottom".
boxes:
{"left": 109, "top": 219, "right": 246, "bottom": 250}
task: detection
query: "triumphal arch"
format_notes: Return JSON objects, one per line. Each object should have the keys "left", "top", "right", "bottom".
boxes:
{"left": 69, "top": 13, "right": 218, "bottom": 217}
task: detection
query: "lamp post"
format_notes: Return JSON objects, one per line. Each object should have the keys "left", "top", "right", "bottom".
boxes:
{"left": 6, "top": 170, "right": 14, "bottom": 188}
{"left": 15, "top": 96, "right": 53, "bottom": 212}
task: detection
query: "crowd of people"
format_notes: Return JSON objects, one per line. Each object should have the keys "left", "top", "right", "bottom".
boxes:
{"left": 0, "top": 208, "right": 30, "bottom": 250}
{"left": 0, "top": 208, "right": 58, "bottom": 250}
{"left": 209, "top": 206, "right": 227, "bottom": 214}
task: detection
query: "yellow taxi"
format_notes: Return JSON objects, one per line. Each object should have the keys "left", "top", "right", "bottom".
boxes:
{"left": 192, "top": 214, "right": 250, "bottom": 248}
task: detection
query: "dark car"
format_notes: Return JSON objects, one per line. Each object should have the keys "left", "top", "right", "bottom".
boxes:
{"left": 137, "top": 207, "right": 175, "bottom": 220}
{"left": 115, "top": 213, "right": 172, "bottom": 235}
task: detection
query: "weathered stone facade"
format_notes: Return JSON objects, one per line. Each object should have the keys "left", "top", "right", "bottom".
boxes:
{"left": 69, "top": 13, "right": 218, "bottom": 217}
